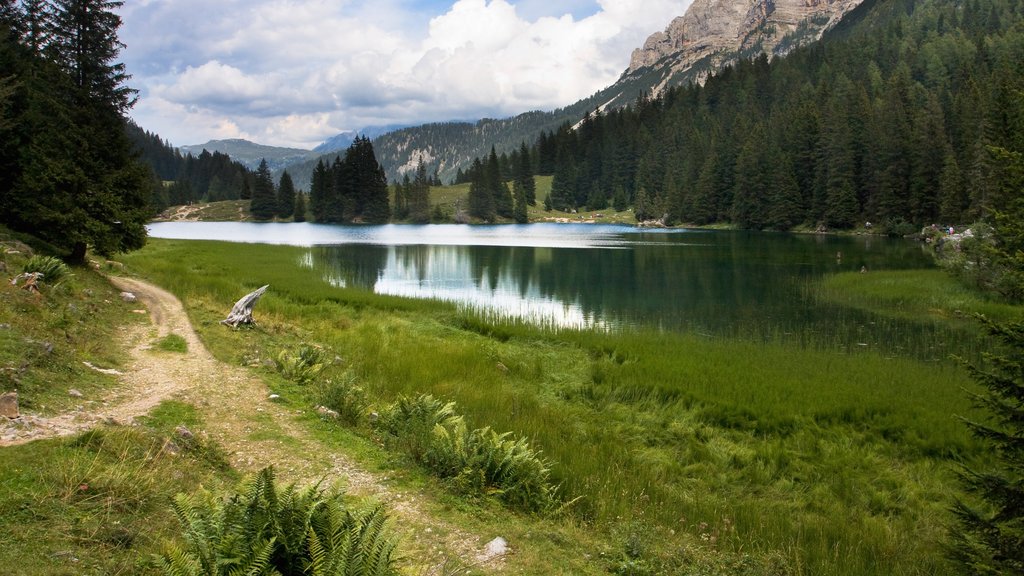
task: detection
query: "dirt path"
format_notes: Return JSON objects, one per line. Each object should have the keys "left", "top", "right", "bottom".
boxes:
{"left": 0, "top": 276, "right": 504, "bottom": 572}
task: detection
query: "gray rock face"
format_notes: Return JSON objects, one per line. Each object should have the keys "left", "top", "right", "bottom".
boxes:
{"left": 625, "top": 0, "right": 863, "bottom": 95}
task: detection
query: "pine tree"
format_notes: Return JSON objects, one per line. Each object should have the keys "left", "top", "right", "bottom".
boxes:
{"left": 517, "top": 141, "right": 536, "bottom": 205}
{"left": 250, "top": 159, "right": 277, "bottom": 221}
{"left": 293, "top": 192, "right": 307, "bottom": 223}
{"left": 4, "top": 0, "right": 150, "bottom": 261}
{"left": 489, "top": 147, "right": 513, "bottom": 219}
{"left": 948, "top": 318, "right": 1024, "bottom": 575}
{"left": 309, "top": 159, "right": 330, "bottom": 222}
{"left": 276, "top": 170, "right": 295, "bottom": 219}
{"left": 409, "top": 160, "right": 431, "bottom": 224}
{"left": 467, "top": 158, "right": 494, "bottom": 222}
{"left": 512, "top": 177, "right": 528, "bottom": 223}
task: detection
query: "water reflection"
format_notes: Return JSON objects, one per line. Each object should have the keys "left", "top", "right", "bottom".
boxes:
{"left": 299, "top": 230, "right": 940, "bottom": 350}
{"left": 149, "top": 221, "right": 959, "bottom": 359}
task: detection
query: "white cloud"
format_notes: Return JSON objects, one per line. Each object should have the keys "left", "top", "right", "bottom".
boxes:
{"left": 120, "top": 0, "right": 690, "bottom": 148}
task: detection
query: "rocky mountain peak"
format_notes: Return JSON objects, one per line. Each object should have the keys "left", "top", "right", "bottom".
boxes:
{"left": 625, "top": 0, "right": 862, "bottom": 94}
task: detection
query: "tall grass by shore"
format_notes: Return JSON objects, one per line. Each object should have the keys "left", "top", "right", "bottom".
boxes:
{"left": 120, "top": 238, "right": 1001, "bottom": 575}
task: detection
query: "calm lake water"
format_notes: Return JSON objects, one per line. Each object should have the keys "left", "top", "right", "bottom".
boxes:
{"left": 147, "top": 222, "right": 952, "bottom": 358}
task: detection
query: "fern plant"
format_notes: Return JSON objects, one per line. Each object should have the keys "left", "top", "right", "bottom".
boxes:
{"left": 22, "top": 254, "right": 70, "bottom": 283}
{"left": 273, "top": 344, "right": 328, "bottom": 385}
{"left": 156, "top": 467, "right": 398, "bottom": 576}
{"left": 376, "top": 394, "right": 559, "bottom": 512}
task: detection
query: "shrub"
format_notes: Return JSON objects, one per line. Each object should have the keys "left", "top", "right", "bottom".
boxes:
{"left": 315, "top": 374, "right": 369, "bottom": 426}
{"left": 274, "top": 343, "right": 328, "bottom": 385}
{"left": 156, "top": 467, "right": 398, "bottom": 576}
{"left": 22, "top": 254, "right": 70, "bottom": 283}
{"left": 376, "top": 394, "right": 559, "bottom": 512}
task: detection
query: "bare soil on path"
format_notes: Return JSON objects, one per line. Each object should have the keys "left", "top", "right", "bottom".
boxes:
{"left": 1, "top": 276, "right": 503, "bottom": 572}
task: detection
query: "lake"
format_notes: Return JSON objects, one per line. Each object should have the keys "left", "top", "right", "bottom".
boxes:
{"left": 147, "top": 222, "right": 950, "bottom": 358}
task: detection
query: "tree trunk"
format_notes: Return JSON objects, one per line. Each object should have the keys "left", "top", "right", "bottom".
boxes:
{"left": 221, "top": 285, "right": 269, "bottom": 328}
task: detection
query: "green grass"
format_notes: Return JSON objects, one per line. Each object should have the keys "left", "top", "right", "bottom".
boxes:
{"left": 0, "top": 403, "right": 235, "bottom": 575}
{"left": 116, "top": 238, "right": 1002, "bottom": 575}
{"left": 0, "top": 233, "right": 146, "bottom": 414}
{"left": 816, "top": 268, "right": 1024, "bottom": 325}
{"left": 153, "top": 333, "right": 187, "bottom": 353}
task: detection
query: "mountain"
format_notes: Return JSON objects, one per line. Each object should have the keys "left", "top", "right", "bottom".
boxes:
{"left": 313, "top": 125, "right": 409, "bottom": 154}
{"left": 612, "top": 0, "right": 863, "bottom": 103}
{"left": 180, "top": 139, "right": 316, "bottom": 172}
{"left": 359, "top": 0, "right": 863, "bottom": 184}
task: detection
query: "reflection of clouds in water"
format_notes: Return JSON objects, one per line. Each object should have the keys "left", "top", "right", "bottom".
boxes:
{"left": 301, "top": 244, "right": 610, "bottom": 330}
{"left": 374, "top": 247, "right": 610, "bottom": 330}
{"left": 147, "top": 221, "right": 701, "bottom": 249}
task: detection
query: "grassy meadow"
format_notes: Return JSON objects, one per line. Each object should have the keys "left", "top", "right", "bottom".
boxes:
{"left": 112, "top": 238, "right": 1002, "bottom": 575}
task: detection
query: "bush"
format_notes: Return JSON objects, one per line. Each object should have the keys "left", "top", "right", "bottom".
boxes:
{"left": 315, "top": 374, "right": 369, "bottom": 426}
{"left": 157, "top": 467, "right": 398, "bottom": 576}
{"left": 274, "top": 343, "right": 328, "bottom": 385}
{"left": 22, "top": 254, "right": 70, "bottom": 283}
{"left": 376, "top": 394, "right": 559, "bottom": 512}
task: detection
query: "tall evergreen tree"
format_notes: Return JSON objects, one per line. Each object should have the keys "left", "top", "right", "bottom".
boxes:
{"left": 4, "top": 0, "right": 150, "bottom": 261}
{"left": 512, "top": 175, "right": 528, "bottom": 223}
{"left": 276, "top": 170, "right": 295, "bottom": 219}
{"left": 309, "top": 158, "right": 329, "bottom": 222}
{"left": 467, "top": 158, "right": 494, "bottom": 222}
{"left": 488, "top": 147, "right": 513, "bottom": 219}
{"left": 408, "top": 160, "right": 431, "bottom": 224}
{"left": 517, "top": 141, "right": 536, "bottom": 205}
{"left": 948, "top": 318, "right": 1024, "bottom": 575}
{"left": 293, "top": 192, "right": 307, "bottom": 223}
{"left": 250, "top": 159, "right": 277, "bottom": 220}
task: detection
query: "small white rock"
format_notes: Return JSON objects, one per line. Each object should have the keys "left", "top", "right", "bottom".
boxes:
{"left": 482, "top": 537, "right": 508, "bottom": 560}
{"left": 68, "top": 389, "right": 84, "bottom": 398}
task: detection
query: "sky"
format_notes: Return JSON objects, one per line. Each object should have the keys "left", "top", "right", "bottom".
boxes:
{"left": 118, "top": 0, "right": 690, "bottom": 150}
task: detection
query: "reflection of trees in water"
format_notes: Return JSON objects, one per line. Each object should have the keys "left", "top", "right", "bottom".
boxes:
{"left": 309, "top": 245, "right": 389, "bottom": 290}
{"left": 302, "top": 232, "right": 955, "bottom": 359}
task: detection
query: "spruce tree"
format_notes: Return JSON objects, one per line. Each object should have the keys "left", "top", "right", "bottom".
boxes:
{"left": 948, "top": 318, "right": 1024, "bottom": 575}
{"left": 309, "top": 159, "right": 329, "bottom": 222}
{"left": 409, "top": 160, "right": 431, "bottom": 224}
{"left": 517, "top": 141, "right": 536, "bottom": 205}
{"left": 276, "top": 170, "right": 295, "bottom": 219}
{"left": 250, "top": 159, "right": 277, "bottom": 221}
{"left": 5, "top": 0, "right": 150, "bottom": 261}
{"left": 512, "top": 177, "right": 528, "bottom": 223}
{"left": 293, "top": 192, "right": 307, "bottom": 222}
{"left": 467, "top": 158, "right": 494, "bottom": 222}
{"left": 489, "top": 147, "right": 513, "bottom": 219}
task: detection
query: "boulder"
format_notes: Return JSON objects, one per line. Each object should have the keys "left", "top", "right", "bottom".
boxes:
{"left": 481, "top": 537, "right": 509, "bottom": 561}
{"left": 0, "top": 391, "right": 18, "bottom": 419}
{"left": 120, "top": 292, "right": 137, "bottom": 303}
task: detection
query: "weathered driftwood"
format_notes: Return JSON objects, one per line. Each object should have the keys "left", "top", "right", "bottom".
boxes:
{"left": 221, "top": 285, "right": 269, "bottom": 328}
{"left": 10, "top": 272, "right": 43, "bottom": 293}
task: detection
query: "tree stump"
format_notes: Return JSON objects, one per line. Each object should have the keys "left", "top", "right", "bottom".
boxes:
{"left": 221, "top": 285, "right": 269, "bottom": 328}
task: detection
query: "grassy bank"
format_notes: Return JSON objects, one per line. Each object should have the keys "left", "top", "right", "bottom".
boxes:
{"left": 117, "top": 238, "right": 999, "bottom": 575}
{"left": 0, "top": 401, "right": 236, "bottom": 575}
{"left": 1, "top": 232, "right": 237, "bottom": 573}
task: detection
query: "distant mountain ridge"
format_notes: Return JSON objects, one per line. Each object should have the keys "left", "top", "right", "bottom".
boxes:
{"left": 179, "top": 139, "right": 315, "bottom": 172}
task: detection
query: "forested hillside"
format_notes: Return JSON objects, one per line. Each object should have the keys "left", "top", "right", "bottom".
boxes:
{"left": 128, "top": 124, "right": 255, "bottom": 212}
{"left": 470, "top": 0, "right": 1024, "bottom": 232}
